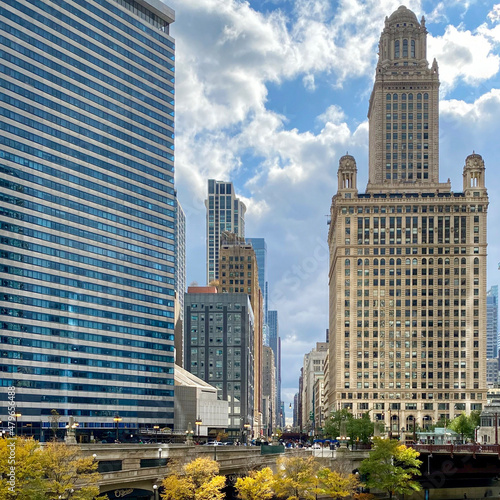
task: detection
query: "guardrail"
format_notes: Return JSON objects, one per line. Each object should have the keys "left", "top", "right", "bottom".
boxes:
{"left": 412, "top": 443, "right": 500, "bottom": 454}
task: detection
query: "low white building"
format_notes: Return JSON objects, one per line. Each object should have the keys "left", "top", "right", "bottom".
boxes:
{"left": 174, "top": 364, "right": 228, "bottom": 439}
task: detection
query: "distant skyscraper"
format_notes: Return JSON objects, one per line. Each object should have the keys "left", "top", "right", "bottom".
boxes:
{"left": 268, "top": 310, "right": 281, "bottom": 428}
{"left": 205, "top": 179, "right": 246, "bottom": 284}
{"left": 0, "top": 0, "right": 176, "bottom": 439}
{"left": 328, "top": 6, "right": 488, "bottom": 431}
{"left": 247, "top": 238, "right": 268, "bottom": 321}
{"left": 176, "top": 198, "right": 186, "bottom": 321}
{"left": 218, "top": 238, "right": 263, "bottom": 436}
{"left": 487, "top": 285, "right": 498, "bottom": 359}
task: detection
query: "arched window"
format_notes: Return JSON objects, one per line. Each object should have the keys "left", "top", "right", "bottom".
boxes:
{"left": 358, "top": 259, "right": 363, "bottom": 266}
{"left": 393, "top": 93, "right": 398, "bottom": 100}
{"left": 374, "top": 259, "right": 379, "bottom": 266}
{"left": 461, "top": 258, "right": 466, "bottom": 265}
{"left": 406, "top": 258, "right": 411, "bottom": 265}
{"left": 454, "top": 258, "right": 459, "bottom": 265}
{"left": 387, "top": 93, "right": 391, "bottom": 100}
{"left": 412, "top": 258, "right": 417, "bottom": 266}
{"left": 381, "top": 259, "right": 386, "bottom": 266}
{"left": 408, "top": 93, "right": 413, "bottom": 100}
{"left": 438, "top": 258, "right": 443, "bottom": 265}
{"left": 403, "top": 39, "right": 408, "bottom": 57}
{"left": 417, "top": 93, "right": 422, "bottom": 100}
{"left": 396, "top": 258, "right": 401, "bottom": 266}
{"left": 411, "top": 39, "right": 415, "bottom": 58}
{"left": 429, "top": 258, "right": 434, "bottom": 265}
{"left": 345, "top": 259, "right": 350, "bottom": 266}
{"left": 474, "top": 257, "right": 479, "bottom": 265}
{"left": 424, "top": 93, "right": 429, "bottom": 100}
{"left": 390, "top": 258, "right": 395, "bottom": 265}
{"left": 365, "top": 259, "right": 370, "bottom": 266}
{"left": 402, "top": 93, "right": 407, "bottom": 101}
{"left": 445, "top": 258, "right": 450, "bottom": 265}
{"left": 395, "top": 40, "right": 400, "bottom": 58}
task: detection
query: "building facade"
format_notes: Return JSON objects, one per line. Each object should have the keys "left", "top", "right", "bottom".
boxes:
{"left": 268, "top": 309, "right": 282, "bottom": 428}
{"left": 218, "top": 238, "right": 263, "bottom": 436}
{"left": 262, "top": 345, "right": 276, "bottom": 436}
{"left": 184, "top": 289, "right": 254, "bottom": 441}
{"left": 487, "top": 285, "right": 498, "bottom": 359}
{"left": 0, "top": 0, "right": 176, "bottom": 439}
{"left": 205, "top": 180, "right": 246, "bottom": 284}
{"left": 328, "top": 6, "right": 488, "bottom": 432}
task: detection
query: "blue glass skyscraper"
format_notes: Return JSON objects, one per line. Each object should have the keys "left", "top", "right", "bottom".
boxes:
{"left": 0, "top": 0, "right": 176, "bottom": 440}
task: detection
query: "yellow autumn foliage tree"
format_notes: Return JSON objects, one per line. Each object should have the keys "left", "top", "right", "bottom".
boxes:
{"left": 273, "top": 455, "right": 319, "bottom": 500}
{"left": 0, "top": 437, "right": 106, "bottom": 500}
{"left": 317, "top": 468, "right": 361, "bottom": 499}
{"left": 235, "top": 466, "right": 275, "bottom": 500}
{"left": 161, "top": 457, "right": 225, "bottom": 500}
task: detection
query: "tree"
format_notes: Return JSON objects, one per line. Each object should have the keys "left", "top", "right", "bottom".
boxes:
{"left": 324, "top": 409, "right": 354, "bottom": 440}
{"left": 347, "top": 413, "right": 374, "bottom": 445}
{"left": 235, "top": 467, "right": 275, "bottom": 500}
{"left": 359, "top": 437, "right": 421, "bottom": 500}
{"left": 317, "top": 468, "right": 361, "bottom": 499}
{"left": 449, "top": 412, "right": 475, "bottom": 442}
{"left": 273, "top": 455, "right": 319, "bottom": 500}
{"left": 0, "top": 437, "right": 45, "bottom": 499}
{"left": 41, "top": 440, "right": 106, "bottom": 500}
{"left": 0, "top": 438, "right": 106, "bottom": 500}
{"left": 160, "top": 457, "right": 225, "bottom": 500}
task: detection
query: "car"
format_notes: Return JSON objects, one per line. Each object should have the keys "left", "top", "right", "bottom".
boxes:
{"left": 203, "top": 441, "right": 224, "bottom": 446}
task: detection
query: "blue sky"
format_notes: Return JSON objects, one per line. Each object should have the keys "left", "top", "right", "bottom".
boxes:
{"left": 166, "top": 0, "right": 500, "bottom": 424}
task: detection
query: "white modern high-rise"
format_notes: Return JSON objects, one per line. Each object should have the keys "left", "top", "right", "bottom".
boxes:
{"left": 205, "top": 179, "right": 246, "bottom": 284}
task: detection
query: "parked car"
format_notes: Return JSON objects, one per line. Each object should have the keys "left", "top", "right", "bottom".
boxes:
{"left": 203, "top": 441, "right": 224, "bottom": 446}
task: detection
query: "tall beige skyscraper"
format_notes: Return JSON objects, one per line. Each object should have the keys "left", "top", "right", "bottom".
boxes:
{"left": 328, "top": 6, "right": 488, "bottom": 434}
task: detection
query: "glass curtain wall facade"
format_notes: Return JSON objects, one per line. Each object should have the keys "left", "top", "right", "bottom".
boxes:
{"left": 0, "top": 0, "right": 176, "bottom": 440}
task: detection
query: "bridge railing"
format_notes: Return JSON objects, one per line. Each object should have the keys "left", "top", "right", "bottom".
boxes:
{"left": 412, "top": 443, "right": 500, "bottom": 454}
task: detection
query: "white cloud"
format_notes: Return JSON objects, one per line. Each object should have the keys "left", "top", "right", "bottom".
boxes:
{"left": 488, "top": 4, "right": 500, "bottom": 23}
{"left": 428, "top": 25, "right": 500, "bottom": 94}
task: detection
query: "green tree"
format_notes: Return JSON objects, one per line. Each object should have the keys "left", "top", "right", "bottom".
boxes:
{"left": 323, "top": 409, "right": 354, "bottom": 440}
{"left": 347, "top": 413, "right": 374, "bottom": 445}
{"left": 317, "top": 468, "right": 361, "bottom": 499}
{"left": 359, "top": 437, "right": 421, "bottom": 500}
{"left": 273, "top": 455, "right": 319, "bottom": 500}
{"left": 235, "top": 467, "right": 275, "bottom": 500}
{"left": 160, "top": 457, "right": 225, "bottom": 500}
{"left": 448, "top": 412, "right": 474, "bottom": 442}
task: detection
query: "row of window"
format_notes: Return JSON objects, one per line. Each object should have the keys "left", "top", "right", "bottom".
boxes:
{"left": 2, "top": 259, "right": 173, "bottom": 304}
{"left": 0, "top": 363, "right": 172, "bottom": 385}
{"left": 1, "top": 61, "right": 174, "bottom": 137}
{"left": 2, "top": 88, "right": 174, "bottom": 161}
{"left": 1, "top": 309, "right": 174, "bottom": 335}
{"left": 341, "top": 206, "right": 482, "bottom": 215}
{"left": 0, "top": 350, "right": 173, "bottom": 372}
{"left": 1, "top": 293, "right": 174, "bottom": 324}
{"left": 2, "top": 8, "right": 174, "bottom": 94}
{"left": 394, "top": 39, "right": 416, "bottom": 58}
{"left": 1, "top": 155, "right": 175, "bottom": 224}
{"left": 2, "top": 220, "right": 174, "bottom": 265}
{"left": 2, "top": 244, "right": 174, "bottom": 296}
{"left": 2, "top": 282, "right": 173, "bottom": 318}
{"left": 8, "top": 377, "right": 173, "bottom": 395}
{"left": 2, "top": 196, "right": 174, "bottom": 245}
{"left": 2, "top": 336, "right": 172, "bottom": 362}
{"left": 2, "top": 321, "right": 174, "bottom": 348}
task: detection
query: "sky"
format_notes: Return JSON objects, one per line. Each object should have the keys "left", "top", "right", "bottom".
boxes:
{"left": 166, "top": 0, "right": 500, "bottom": 424}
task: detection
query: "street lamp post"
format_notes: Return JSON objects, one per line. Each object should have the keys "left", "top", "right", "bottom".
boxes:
{"left": 244, "top": 423, "right": 251, "bottom": 445}
{"left": 113, "top": 415, "right": 122, "bottom": 443}
{"left": 153, "top": 484, "right": 158, "bottom": 500}
{"left": 153, "top": 425, "right": 160, "bottom": 443}
{"left": 195, "top": 417, "right": 202, "bottom": 442}
{"left": 14, "top": 413, "right": 21, "bottom": 436}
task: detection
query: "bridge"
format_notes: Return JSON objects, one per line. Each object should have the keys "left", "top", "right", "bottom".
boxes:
{"left": 78, "top": 442, "right": 500, "bottom": 500}
{"left": 79, "top": 443, "right": 296, "bottom": 499}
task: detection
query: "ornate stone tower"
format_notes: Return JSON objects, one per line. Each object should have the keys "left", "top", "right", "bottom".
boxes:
{"left": 327, "top": 6, "right": 488, "bottom": 432}
{"left": 367, "top": 6, "right": 449, "bottom": 193}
